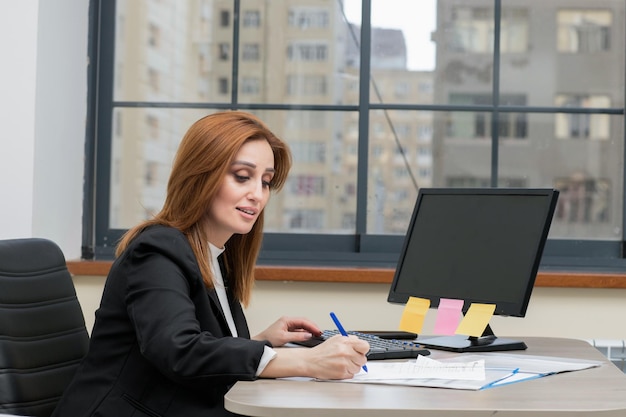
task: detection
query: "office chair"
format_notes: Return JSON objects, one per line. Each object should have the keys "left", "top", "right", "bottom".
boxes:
{"left": 0, "top": 238, "right": 89, "bottom": 417}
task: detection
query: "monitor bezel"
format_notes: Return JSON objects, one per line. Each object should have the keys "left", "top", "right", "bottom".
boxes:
{"left": 387, "top": 187, "right": 559, "bottom": 318}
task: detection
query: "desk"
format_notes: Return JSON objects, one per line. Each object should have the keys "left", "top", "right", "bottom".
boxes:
{"left": 225, "top": 337, "right": 626, "bottom": 416}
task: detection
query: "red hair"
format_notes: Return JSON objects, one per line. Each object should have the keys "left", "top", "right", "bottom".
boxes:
{"left": 116, "top": 111, "right": 291, "bottom": 306}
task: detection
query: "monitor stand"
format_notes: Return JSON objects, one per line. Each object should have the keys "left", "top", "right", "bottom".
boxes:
{"left": 416, "top": 324, "right": 527, "bottom": 353}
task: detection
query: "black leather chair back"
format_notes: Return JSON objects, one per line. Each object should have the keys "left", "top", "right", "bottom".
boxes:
{"left": 0, "top": 238, "right": 89, "bottom": 416}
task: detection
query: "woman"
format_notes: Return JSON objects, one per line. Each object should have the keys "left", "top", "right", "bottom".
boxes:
{"left": 52, "top": 111, "right": 369, "bottom": 417}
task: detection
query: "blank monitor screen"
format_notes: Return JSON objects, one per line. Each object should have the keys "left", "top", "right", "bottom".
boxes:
{"left": 387, "top": 188, "right": 559, "bottom": 351}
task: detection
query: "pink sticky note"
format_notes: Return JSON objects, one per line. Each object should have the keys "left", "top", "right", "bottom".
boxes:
{"left": 433, "top": 298, "right": 464, "bottom": 335}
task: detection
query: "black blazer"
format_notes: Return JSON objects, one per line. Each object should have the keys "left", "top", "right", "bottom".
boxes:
{"left": 52, "top": 225, "right": 270, "bottom": 417}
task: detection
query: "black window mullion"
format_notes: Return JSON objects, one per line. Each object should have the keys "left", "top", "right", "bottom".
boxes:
{"left": 231, "top": 0, "right": 240, "bottom": 104}
{"left": 93, "top": 0, "right": 116, "bottom": 253}
{"left": 490, "top": 0, "right": 502, "bottom": 187}
{"left": 355, "top": 0, "right": 372, "bottom": 249}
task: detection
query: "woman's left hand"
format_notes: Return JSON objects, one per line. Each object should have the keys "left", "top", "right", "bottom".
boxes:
{"left": 252, "top": 316, "right": 322, "bottom": 347}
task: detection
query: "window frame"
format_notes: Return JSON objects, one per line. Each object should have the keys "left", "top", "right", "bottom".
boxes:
{"left": 83, "top": 0, "right": 626, "bottom": 276}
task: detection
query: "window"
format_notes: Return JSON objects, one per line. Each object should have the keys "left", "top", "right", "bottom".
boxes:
{"left": 288, "top": 7, "right": 330, "bottom": 29}
{"left": 286, "top": 75, "right": 327, "bottom": 96}
{"left": 146, "top": 115, "right": 159, "bottom": 139}
{"left": 554, "top": 176, "right": 610, "bottom": 223}
{"left": 448, "top": 94, "right": 528, "bottom": 139}
{"left": 555, "top": 94, "right": 611, "bottom": 139}
{"left": 147, "top": 68, "right": 160, "bottom": 92}
{"left": 220, "top": 10, "right": 230, "bottom": 27}
{"left": 288, "top": 175, "right": 325, "bottom": 196}
{"left": 285, "top": 210, "right": 324, "bottom": 230}
{"left": 241, "top": 43, "right": 260, "bottom": 61}
{"left": 88, "top": 0, "right": 626, "bottom": 274}
{"left": 148, "top": 23, "right": 160, "bottom": 48}
{"left": 287, "top": 42, "right": 328, "bottom": 61}
{"left": 290, "top": 142, "right": 326, "bottom": 164}
{"left": 218, "top": 78, "right": 229, "bottom": 95}
{"left": 242, "top": 10, "right": 260, "bottom": 28}
{"left": 448, "top": 7, "right": 529, "bottom": 53}
{"left": 558, "top": 10, "right": 612, "bottom": 53}
{"left": 145, "top": 161, "right": 158, "bottom": 186}
{"left": 240, "top": 77, "right": 260, "bottom": 95}
{"left": 218, "top": 43, "right": 230, "bottom": 60}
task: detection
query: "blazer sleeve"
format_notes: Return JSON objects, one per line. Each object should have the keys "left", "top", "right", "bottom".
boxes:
{"left": 114, "top": 226, "right": 269, "bottom": 387}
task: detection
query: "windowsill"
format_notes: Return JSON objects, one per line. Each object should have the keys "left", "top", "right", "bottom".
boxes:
{"left": 66, "top": 260, "right": 626, "bottom": 288}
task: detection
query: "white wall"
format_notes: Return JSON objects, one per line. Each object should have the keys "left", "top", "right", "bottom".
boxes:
{"left": 73, "top": 275, "right": 626, "bottom": 342}
{"left": 3, "top": 0, "right": 626, "bottom": 344}
{"left": 0, "top": 0, "right": 87, "bottom": 260}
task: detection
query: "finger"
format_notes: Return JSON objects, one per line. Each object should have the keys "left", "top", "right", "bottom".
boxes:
{"left": 288, "top": 331, "right": 314, "bottom": 341}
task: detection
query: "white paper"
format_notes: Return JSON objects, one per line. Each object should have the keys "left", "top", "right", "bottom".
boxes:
{"left": 352, "top": 356, "right": 486, "bottom": 381}
{"left": 319, "top": 353, "right": 602, "bottom": 391}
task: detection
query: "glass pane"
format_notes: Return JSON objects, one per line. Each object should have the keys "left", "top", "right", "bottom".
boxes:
{"left": 263, "top": 110, "right": 357, "bottom": 233}
{"left": 238, "top": 0, "right": 361, "bottom": 105}
{"left": 109, "top": 108, "right": 210, "bottom": 229}
{"left": 499, "top": 113, "right": 624, "bottom": 240}
{"left": 435, "top": 0, "right": 494, "bottom": 105}
{"left": 113, "top": 0, "right": 235, "bottom": 103}
{"left": 367, "top": 110, "right": 436, "bottom": 235}
{"left": 109, "top": 108, "right": 357, "bottom": 233}
{"left": 433, "top": 110, "right": 494, "bottom": 187}
{"left": 366, "top": 0, "right": 436, "bottom": 106}
{"left": 500, "top": 1, "right": 625, "bottom": 108}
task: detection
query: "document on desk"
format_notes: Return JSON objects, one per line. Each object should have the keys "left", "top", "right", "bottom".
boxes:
{"left": 320, "top": 353, "right": 602, "bottom": 391}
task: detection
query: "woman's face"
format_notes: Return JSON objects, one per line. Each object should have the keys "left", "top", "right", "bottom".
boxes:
{"left": 205, "top": 139, "right": 275, "bottom": 248}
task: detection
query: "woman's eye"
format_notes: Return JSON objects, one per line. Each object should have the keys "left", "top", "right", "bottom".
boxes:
{"left": 262, "top": 180, "right": 272, "bottom": 189}
{"left": 235, "top": 174, "right": 249, "bottom": 182}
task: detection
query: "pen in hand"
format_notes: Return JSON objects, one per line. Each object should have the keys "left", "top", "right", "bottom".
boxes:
{"left": 329, "top": 312, "right": 368, "bottom": 373}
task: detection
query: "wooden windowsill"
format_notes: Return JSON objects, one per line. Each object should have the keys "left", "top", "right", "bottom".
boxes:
{"left": 66, "top": 260, "right": 626, "bottom": 288}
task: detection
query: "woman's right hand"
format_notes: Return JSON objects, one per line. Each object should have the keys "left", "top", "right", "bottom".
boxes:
{"left": 306, "top": 334, "right": 370, "bottom": 380}
{"left": 259, "top": 334, "right": 370, "bottom": 380}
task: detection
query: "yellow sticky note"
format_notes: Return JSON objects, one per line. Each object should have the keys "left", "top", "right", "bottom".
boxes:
{"left": 399, "top": 296, "right": 430, "bottom": 333}
{"left": 455, "top": 303, "right": 496, "bottom": 337}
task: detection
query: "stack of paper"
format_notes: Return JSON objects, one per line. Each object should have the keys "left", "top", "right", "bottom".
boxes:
{"left": 324, "top": 353, "right": 602, "bottom": 390}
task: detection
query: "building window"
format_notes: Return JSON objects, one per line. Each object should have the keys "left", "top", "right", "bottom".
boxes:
{"left": 147, "top": 68, "right": 159, "bottom": 91}
{"left": 554, "top": 176, "right": 610, "bottom": 223}
{"left": 558, "top": 10, "right": 612, "bottom": 53}
{"left": 288, "top": 7, "right": 330, "bottom": 29}
{"left": 448, "top": 7, "right": 529, "bottom": 53}
{"left": 285, "top": 210, "right": 324, "bottom": 230}
{"left": 286, "top": 75, "right": 327, "bottom": 96}
{"left": 555, "top": 94, "right": 610, "bottom": 140}
{"left": 145, "top": 161, "right": 158, "bottom": 186}
{"left": 287, "top": 42, "right": 328, "bottom": 61}
{"left": 241, "top": 43, "right": 260, "bottom": 61}
{"left": 148, "top": 23, "right": 160, "bottom": 48}
{"left": 242, "top": 10, "right": 260, "bottom": 28}
{"left": 218, "top": 77, "right": 229, "bottom": 95}
{"left": 146, "top": 115, "right": 159, "bottom": 139}
{"left": 240, "top": 77, "right": 260, "bottom": 94}
{"left": 448, "top": 94, "right": 527, "bottom": 139}
{"left": 90, "top": 0, "right": 626, "bottom": 272}
{"left": 218, "top": 43, "right": 230, "bottom": 60}
{"left": 220, "top": 10, "right": 230, "bottom": 27}
{"left": 288, "top": 175, "right": 325, "bottom": 196}
{"left": 290, "top": 142, "right": 327, "bottom": 163}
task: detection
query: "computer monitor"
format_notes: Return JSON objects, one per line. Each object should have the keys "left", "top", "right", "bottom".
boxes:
{"left": 387, "top": 188, "right": 559, "bottom": 352}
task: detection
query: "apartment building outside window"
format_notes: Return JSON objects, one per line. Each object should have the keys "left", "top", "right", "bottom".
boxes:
{"left": 86, "top": 0, "right": 626, "bottom": 275}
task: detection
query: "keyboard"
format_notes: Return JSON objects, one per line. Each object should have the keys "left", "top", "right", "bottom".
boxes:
{"left": 292, "top": 329, "right": 430, "bottom": 360}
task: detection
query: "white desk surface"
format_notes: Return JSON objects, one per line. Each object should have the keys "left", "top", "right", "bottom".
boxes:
{"left": 225, "top": 337, "right": 626, "bottom": 417}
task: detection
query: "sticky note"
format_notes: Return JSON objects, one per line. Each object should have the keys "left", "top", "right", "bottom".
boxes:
{"left": 399, "top": 296, "right": 430, "bottom": 333}
{"left": 433, "top": 298, "right": 464, "bottom": 335}
{"left": 455, "top": 303, "right": 496, "bottom": 337}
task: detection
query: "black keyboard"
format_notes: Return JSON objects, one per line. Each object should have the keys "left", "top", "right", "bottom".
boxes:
{"left": 292, "top": 329, "right": 430, "bottom": 360}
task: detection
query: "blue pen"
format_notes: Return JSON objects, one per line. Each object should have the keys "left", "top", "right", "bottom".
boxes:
{"left": 330, "top": 312, "right": 368, "bottom": 373}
